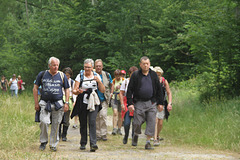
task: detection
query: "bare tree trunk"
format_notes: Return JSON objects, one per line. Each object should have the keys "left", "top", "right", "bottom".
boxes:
{"left": 25, "top": 0, "right": 29, "bottom": 28}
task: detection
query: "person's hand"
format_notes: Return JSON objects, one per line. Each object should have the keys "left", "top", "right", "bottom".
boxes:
{"left": 167, "top": 104, "right": 172, "bottom": 112}
{"left": 94, "top": 76, "right": 101, "bottom": 83}
{"left": 128, "top": 105, "right": 135, "bottom": 112}
{"left": 74, "top": 88, "right": 83, "bottom": 95}
{"left": 157, "top": 105, "right": 164, "bottom": 112}
{"left": 64, "top": 103, "right": 69, "bottom": 112}
{"left": 35, "top": 104, "right": 40, "bottom": 111}
{"left": 116, "top": 85, "right": 121, "bottom": 90}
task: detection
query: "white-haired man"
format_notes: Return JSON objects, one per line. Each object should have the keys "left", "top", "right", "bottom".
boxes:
{"left": 33, "top": 57, "right": 70, "bottom": 151}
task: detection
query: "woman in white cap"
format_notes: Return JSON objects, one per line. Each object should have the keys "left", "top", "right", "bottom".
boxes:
{"left": 153, "top": 66, "right": 172, "bottom": 146}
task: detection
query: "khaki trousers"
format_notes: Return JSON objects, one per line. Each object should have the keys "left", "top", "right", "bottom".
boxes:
{"left": 96, "top": 101, "right": 108, "bottom": 137}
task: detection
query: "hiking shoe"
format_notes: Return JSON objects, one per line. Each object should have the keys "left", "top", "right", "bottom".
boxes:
{"left": 145, "top": 142, "right": 154, "bottom": 150}
{"left": 117, "top": 128, "right": 122, "bottom": 135}
{"left": 112, "top": 128, "right": 117, "bottom": 135}
{"left": 50, "top": 146, "right": 57, "bottom": 152}
{"left": 102, "top": 135, "right": 107, "bottom": 141}
{"left": 132, "top": 135, "right": 138, "bottom": 146}
{"left": 153, "top": 140, "right": 160, "bottom": 146}
{"left": 62, "top": 136, "right": 67, "bottom": 141}
{"left": 80, "top": 144, "right": 86, "bottom": 150}
{"left": 39, "top": 142, "right": 47, "bottom": 151}
{"left": 90, "top": 144, "right": 98, "bottom": 152}
{"left": 123, "top": 137, "right": 128, "bottom": 144}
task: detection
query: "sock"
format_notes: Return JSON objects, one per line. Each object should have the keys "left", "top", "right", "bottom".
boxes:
{"left": 146, "top": 140, "right": 150, "bottom": 144}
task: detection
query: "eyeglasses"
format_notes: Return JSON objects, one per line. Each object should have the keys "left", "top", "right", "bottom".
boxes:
{"left": 84, "top": 66, "right": 92, "bottom": 69}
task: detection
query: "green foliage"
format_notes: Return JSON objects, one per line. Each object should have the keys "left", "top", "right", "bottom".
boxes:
{"left": 0, "top": 0, "right": 239, "bottom": 100}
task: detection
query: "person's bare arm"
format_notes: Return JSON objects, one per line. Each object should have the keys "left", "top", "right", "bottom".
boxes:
{"left": 33, "top": 84, "right": 40, "bottom": 111}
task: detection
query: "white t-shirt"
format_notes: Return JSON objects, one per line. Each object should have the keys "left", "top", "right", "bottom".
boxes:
{"left": 75, "top": 73, "right": 101, "bottom": 104}
{"left": 62, "top": 78, "right": 74, "bottom": 97}
{"left": 10, "top": 78, "right": 18, "bottom": 90}
{"left": 120, "top": 78, "right": 130, "bottom": 96}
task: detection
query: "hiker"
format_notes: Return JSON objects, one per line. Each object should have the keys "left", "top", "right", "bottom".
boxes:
{"left": 1, "top": 75, "right": 8, "bottom": 94}
{"left": 72, "top": 58, "right": 105, "bottom": 152}
{"left": 121, "top": 70, "right": 126, "bottom": 78}
{"left": 33, "top": 57, "right": 70, "bottom": 152}
{"left": 9, "top": 74, "right": 18, "bottom": 97}
{"left": 120, "top": 66, "right": 138, "bottom": 144}
{"left": 17, "top": 75, "right": 23, "bottom": 94}
{"left": 153, "top": 66, "right": 172, "bottom": 146}
{"left": 95, "top": 59, "right": 113, "bottom": 141}
{"left": 111, "top": 69, "right": 125, "bottom": 135}
{"left": 127, "top": 56, "right": 164, "bottom": 150}
{"left": 59, "top": 67, "right": 75, "bottom": 142}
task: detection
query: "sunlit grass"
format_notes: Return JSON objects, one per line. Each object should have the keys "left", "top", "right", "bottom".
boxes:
{"left": 161, "top": 85, "right": 240, "bottom": 152}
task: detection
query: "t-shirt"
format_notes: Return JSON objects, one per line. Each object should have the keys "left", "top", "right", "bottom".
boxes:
{"left": 120, "top": 78, "right": 130, "bottom": 96}
{"left": 18, "top": 80, "right": 23, "bottom": 89}
{"left": 75, "top": 73, "right": 101, "bottom": 104}
{"left": 112, "top": 78, "right": 124, "bottom": 100}
{"left": 35, "top": 71, "right": 69, "bottom": 101}
{"left": 10, "top": 78, "right": 18, "bottom": 90}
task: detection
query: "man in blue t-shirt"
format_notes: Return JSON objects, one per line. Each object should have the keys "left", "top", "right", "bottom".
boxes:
{"left": 33, "top": 57, "right": 70, "bottom": 152}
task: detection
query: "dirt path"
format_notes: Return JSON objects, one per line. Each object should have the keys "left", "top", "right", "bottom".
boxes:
{"left": 38, "top": 116, "right": 239, "bottom": 160}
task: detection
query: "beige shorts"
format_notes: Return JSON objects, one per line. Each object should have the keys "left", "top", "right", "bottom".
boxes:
{"left": 156, "top": 107, "right": 165, "bottom": 120}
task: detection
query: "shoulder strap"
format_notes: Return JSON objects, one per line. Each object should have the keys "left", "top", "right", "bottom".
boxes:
{"left": 71, "top": 79, "right": 74, "bottom": 88}
{"left": 40, "top": 70, "right": 47, "bottom": 84}
{"left": 104, "top": 71, "right": 110, "bottom": 81}
{"left": 93, "top": 71, "right": 97, "bottom": 76}
{"left": 79, "top": 70, "right": 84, "bottom": 87}
{"left": 57, "top": 71, "right": 64, "bottom": 84}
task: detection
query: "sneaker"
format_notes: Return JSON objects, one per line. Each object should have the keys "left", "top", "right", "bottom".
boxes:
{"left": 102, "top": 135, "right": 107, "bottom": 141}
{"left": 117, "top": 128, "right": 122, "bottom": 135}
{"left": 112, "top": 128, "right": 117, "bottom": 135}
{"left": 73, "top": 124, "right": 78, "bottom": 129}
{"left": 132, "top": 135, "right": 138, "bottom": 146}
{"left": 80, "top": 144, "right": 86, "bottom": 150}
{"left": 50, "top": 146, "right": 57, "bottom": 152}
{"left": 90, "top": 144, "right": 98, "bottom": 152}
{"left": 39, "top": 142, "right": 47, "bottom": 151}
{"left": 153, "top": 140, "right": 160, "bottom": 146}
{"left": 145, "top": 142, "right": 154, "bottom": 150}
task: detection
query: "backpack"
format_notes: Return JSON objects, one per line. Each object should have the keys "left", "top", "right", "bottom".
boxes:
{"left": 79, "top": 70, "right": 98, "bottom": 87}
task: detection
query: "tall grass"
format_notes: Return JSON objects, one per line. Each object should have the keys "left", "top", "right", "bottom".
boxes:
{"left": 162, "top": 80, "right": 240, "bottom": 152}
{"left": 0, "top": 91, "right": 39, "bottom": 153}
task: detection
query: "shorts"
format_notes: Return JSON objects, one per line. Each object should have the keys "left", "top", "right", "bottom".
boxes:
{"left": 111, "top": 99, "right": 121, "bottom": 112}
{"left": 156, "top": 107, "right": 165, "bottom": 120}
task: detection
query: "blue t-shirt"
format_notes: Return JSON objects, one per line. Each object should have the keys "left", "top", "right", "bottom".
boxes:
{"left": 97, "top": 73, "right": 113, "bottom": 102}
{"left": 35, "top": 71, "right": 70, "bottom": 101}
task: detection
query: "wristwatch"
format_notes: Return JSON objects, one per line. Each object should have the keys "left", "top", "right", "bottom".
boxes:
{"left": 65, "top": 102, "right": 69, "bottom": 105}
{"left": 169, "top": 103, "right": 172, "bottom": 105}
